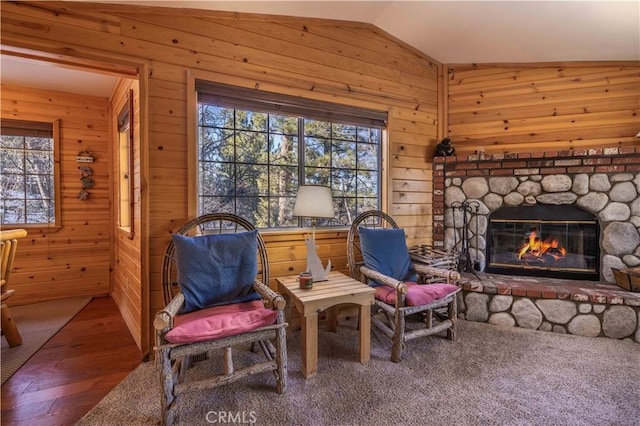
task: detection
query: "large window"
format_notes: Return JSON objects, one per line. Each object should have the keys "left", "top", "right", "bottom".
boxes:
{"left": 196, "top": 82, "right": 386, "bottom": 229}
{"left": 1, "top": 119, "right": 60, "bottom": 226}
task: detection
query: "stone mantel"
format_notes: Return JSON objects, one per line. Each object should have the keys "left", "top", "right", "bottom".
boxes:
{"left": 432, "top": 147, "right": 640, "bottom": 283}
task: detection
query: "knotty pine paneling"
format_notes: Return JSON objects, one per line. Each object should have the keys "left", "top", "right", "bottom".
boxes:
{"left": 110, "top": 77, "right": 144, "bottom": 350}
{"left": 2, "top": 1, "right": 439, "bottom": 352}
{"left": 447, "top": 65, "right": 640, "bottom": 156}
{"left": 1, "top": 85, "right": 111, "bottom": 305}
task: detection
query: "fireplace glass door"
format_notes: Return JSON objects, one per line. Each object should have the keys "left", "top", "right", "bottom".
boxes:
{"left": 486, "top": 205, "right": 599, "bottom": 280}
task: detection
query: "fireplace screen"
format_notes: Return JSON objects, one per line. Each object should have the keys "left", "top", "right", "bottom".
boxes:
{"left": 486, "top": 205, "right": 599, "bottom": 280}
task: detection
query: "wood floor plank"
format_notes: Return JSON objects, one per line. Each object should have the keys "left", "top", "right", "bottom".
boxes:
{"left": 1, "top": 297, "right": 142, "bottom": 425}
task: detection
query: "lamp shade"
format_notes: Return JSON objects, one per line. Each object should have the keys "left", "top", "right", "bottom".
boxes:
{"left": 292, "top": 185, "right": 335, "bottom": 219}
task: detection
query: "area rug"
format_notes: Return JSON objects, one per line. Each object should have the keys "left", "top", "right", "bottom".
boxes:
{"left": 1, "top": 297, "right": 92, "bottom": 385}
{"left": 79, "top": 319, "right": 640, "bottom": 426}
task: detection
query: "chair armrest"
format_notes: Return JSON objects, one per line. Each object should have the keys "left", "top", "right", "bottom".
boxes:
{"left": 153, "top": 292, "right": 185, "bottom": 331}
{"left": 253, "top": 280, "right": 286, "bottom": 310}
{"left": 360, "top": 266, "right": 408, "bottom": 295}
{"left": 413, "top": 263, "right": 461, "bottom": 283}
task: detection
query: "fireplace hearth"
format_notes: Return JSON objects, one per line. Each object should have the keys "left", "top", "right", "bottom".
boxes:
{"left": 486, "top": 205, "right": 600, "bottom": 280}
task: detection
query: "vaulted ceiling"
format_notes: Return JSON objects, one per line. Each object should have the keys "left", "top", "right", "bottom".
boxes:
{"left": 2, "top": 1, "right": 638, "bottom": 97}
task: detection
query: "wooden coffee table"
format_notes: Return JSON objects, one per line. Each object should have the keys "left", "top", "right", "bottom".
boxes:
{"left": 276, "top": 271, "right": 375, "bottom": 379}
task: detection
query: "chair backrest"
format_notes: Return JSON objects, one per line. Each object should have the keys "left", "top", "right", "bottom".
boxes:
{"left": 347, "top": 210, "right": 399, "bottom": 284}
{"left": 161, "top": 213, "right": 269, "bottom": 306}
{"left": 1, "top": 229, "right": 27, "bottom": 294}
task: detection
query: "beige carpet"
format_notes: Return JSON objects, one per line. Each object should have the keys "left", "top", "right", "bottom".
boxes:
{"left": 79, "top": 319, "right": 640, "bottom": 426}
{"left": 1, "top": 297, "right": 92, "bottom": 385}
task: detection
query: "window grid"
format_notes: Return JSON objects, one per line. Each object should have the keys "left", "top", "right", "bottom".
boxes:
{"left": 197, "top": 103, "right": 381, "bottom": 229}
{"left": 1, "top": 135, "right": 54, "bottom": 225}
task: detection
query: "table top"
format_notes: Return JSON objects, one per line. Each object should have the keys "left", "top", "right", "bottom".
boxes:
{"left": 276, "top": 271, "right": 375, "bottom": 315}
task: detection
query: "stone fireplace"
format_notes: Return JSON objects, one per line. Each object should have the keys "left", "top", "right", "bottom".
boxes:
{"left": 433, "top": 147, "right": 640, "bottom": 283}
{"left": 431, "top": 147, "right": 640, "bottom": 342}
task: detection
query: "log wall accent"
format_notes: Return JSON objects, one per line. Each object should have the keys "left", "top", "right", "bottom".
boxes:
{"left": 110, "top": 78, "right": 143, "bottom": 350}
{"left": 1, "top": 1, "right": 441, "bottom": 351}
{"left": 0, "top": 85, "right": 111, "bottom": 304}
{"left": 447, "top": 65, "right": 640, "bottom": 156}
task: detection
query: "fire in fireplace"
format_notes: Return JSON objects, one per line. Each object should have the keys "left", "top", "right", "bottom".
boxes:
{"left": 486, "top": 205, "right": 600, "bottom": 280}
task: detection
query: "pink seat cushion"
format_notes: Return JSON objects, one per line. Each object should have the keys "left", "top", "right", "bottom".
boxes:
{"left": 375, "top": 282, "right": 459, "bottom": 306}
{"left": 165, "top": 300, "right": 277, "bottom": 344}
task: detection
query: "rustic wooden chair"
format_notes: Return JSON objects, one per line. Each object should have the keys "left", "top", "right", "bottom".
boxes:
{"left": 154, "top": 213, "right": 287, "bottom": 426}
{"left": 347, "top": 210, "right": 461, "bottom": 363}
{"left": 1, "top": 228, "right": 27, "bottom": 348}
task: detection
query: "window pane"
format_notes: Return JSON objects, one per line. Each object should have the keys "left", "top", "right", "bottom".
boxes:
{"left": 200, "top": 162, "right": 234, "bottom": 196}
{"left": 26, "top": 137, "right": 52, "bottom": 150}
{"left": 357, "top": 171, "right": 378, "bottom": 196}
{"left": 269, "top": 115, "right": 298, "bottom": 135}
{"left": 269, "top": 134, "right": 298, "bottom": 165}
{"left": 269, "top": 166, "right": 298, "bottom": 195}
{"left": 334, "top": 197, "right": 356, "bottom": 225}
{"left": 2, "top": 199, "right": 25, "bottom": 224}
{"left": 236, "top": 164, "right": 268, "bottom": 196}
{"left": 25, "top": 175, "right": 51, "bottom": 199}
{"left": 26, "top": 199, "right": 50, "bottom": 223}
{"left": 200, "top": 196, "right": 234, "bottom": 214}
{"left": 1, "top": 174, "right": 25, "bottom": 198}
{"left": 304, "top": 167, "right": 330, "bottom": 186}
{"left": 304, "top": 119, "right": 331, "bottom": 138}
{"left": 236, "top": 132, "right": 267, "bottom": 164}
{"left": 1, "top": 150, "right": 24, "bottom": 174}
{"left": 200, "top": 127, "right": 234, "bottom": 162}
{"left": 305, "top": 137, "right": 331, "bottom": 168}
{"left": 358, "top": 197, "right": 379, "bottom": 213}
{"left": 236, "top": 111, "right": 267, "bottom": 132}
{"left": 236, "top": 197, "right": 263, "bottom": 225}
{"left": 269, "top": 197, "right": 297, "bottom": 227}
{"left": 0, "top": 135, "right": 24, "bottom": 149}
{"left": 357, "top": 142, "right": 378, "bottom": 170}
{"left": 25, "top": 151, "right": 52, "bottom": 174}
{"left": 332, "top": 123, "right": 357, "bottom": 141}
{"left": 332, "top": 140, "right": 356, "bottom": 169}
{"left": 199, "top": 104, "right": 233, "bottom": 127}
{"left": 331, "top": 169, "right": 356, "bottom": 196}
{"left": 357, "top": 127, "right": 381, "bottom": 143}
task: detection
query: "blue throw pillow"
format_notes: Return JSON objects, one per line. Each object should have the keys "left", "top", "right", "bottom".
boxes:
{"left": 172, "top": 230, "right": 261, "bottom": 313}
{"left": 358, "top": 227, "right": 417, "bottom": 287}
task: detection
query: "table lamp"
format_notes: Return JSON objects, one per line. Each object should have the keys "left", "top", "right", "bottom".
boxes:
{"left": 293, "top": 185, "right": 335, "bottom": 281}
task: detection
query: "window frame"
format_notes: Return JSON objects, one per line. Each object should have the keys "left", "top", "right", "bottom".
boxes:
{"left": 191, "top": 80, "right": 387, "bottom": 230}
{"left": 0, "top": 118, "right": 61, "bottom": 230}
{"left": 117, "top": 89, "right": 135, "bottom": 239}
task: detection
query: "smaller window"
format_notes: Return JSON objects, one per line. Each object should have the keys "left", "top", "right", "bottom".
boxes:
{"left": 117, "top": 90, "right": 135, "bottom": 237}
{"left": 1, "top": 119, "right": 60, "bottom": 227}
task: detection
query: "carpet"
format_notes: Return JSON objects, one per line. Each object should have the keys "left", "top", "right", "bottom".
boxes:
{"left": 79, "top": 319, "right": 640, "bottom": 426}
{"left": 1, "top": 297, "right": 92, "bottom": 385}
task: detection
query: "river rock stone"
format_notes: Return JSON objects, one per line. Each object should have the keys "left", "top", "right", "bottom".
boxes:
{"left": 552, "top": 325, "right": 567, "bottom": 334}
{"left": 445, "top": 186, "right": 466, "bottom": 207}
{"left": 465, "top": 293, "right": 489, "bottom": 321}
{"left": 602, "top": 222, "right": 640, "bottom": 256}
{"left": 541, "top": 174, "right": 572, "bottom": 192}
{"left": 634, "top": 173, "right": 640, "bottom": 193}
{"left": 609, "top": 182, "right": 637, "bottom": 203}
{"left": 578, "top": 303, "right": 592, "bottom": 314}
{"left": 503, "top": 192, "right": 524, "bottom": 206}
{"left": 489, "top": 177, "right": 519, "bottom": 195}
{"left": 517, "top": 181, "right": 542, "bottom": 196}
{"left": 469, "top": 215, "right": 487, "bottom": 235}
{"left": 590, "top": 174, "right": 611, "bottom": 192}
{"left": 452, "top": 177, "right": 462, "bottom": 186}
{"left": 636, "top": 311, "right": 640, "bottom": 343}
{"left": 469, "top": 235, "right": 486, "bottom": 250}
{"left": 593, "top": 305, "right": 606, "bottom": 314}
{"left": 610, "top": 173, "right": 634, "bottom": 182}
{"left": 512, "top": 298, "right": 543, "bottom": 329}
{"left": 630, "top": 198, "right": 640, "bottom": 217}
{"left": 535, "top": 300, "right": 577, "bottom": 324}
{"left": 444, "top": 227, "right": 460, "bottom": 251}
{"left": 462, "top": 177, "right": 489, "bottom": 199}
{"left": 567, "top": 315, "right": 601, "bottom": 337}
{"left": 489, "top": 313, "right": 516, "bottom": 327}
{"left": 444, "top": 208, "right": 464, "bottom": 228}
{"left": 484, "top": 193, "right": 504, "bottom": 210}
{"left": 622, "top": 254, "right": 640, "bottom": 267}
{"left": 602, "top": 306, "right": 637, "bottom": 339}
{"left": 599, "top": 203, "right": 631, "bottom": 222}
{"left": 489, "top": 295, "right": 513, "bottom": 312}
{"left": 572, "top": 173, "right": 590, "bottom": 195}
{"left": 536, "top": 192, "right": 577, "bottom": 205}
{"left": 576, "top": 192, "right": 609, "bottom": 212}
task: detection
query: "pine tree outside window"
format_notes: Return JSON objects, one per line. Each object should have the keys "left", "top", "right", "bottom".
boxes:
{"left": 196, "top": 81, "right": 386, "bottom": 229}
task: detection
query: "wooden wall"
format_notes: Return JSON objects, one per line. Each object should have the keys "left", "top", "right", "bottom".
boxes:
{"left": 1, "top": 1, "right": 441, "bottom": 352}
{"left": 446, "top": 64, "right": 640, "bottom": 156}
{"left": 110, "top": 78, "right": 143, "bottom": 350}
{"left": 0, "top": 85, "right": 112, "bottom": 304}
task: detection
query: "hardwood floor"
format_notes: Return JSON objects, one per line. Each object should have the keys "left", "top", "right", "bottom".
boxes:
{"left": 1, "top": 297, "right": 143, "bottom": 425}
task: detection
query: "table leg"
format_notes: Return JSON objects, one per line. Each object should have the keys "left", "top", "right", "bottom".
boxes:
{"left": 301, "top": 313, "right": 318, "bottom": 378}
{"left": 358, "top": 304, "right": 370, "bottom": 363}
{"left": 326, "top": 306, "right": 338, "bottom": 332}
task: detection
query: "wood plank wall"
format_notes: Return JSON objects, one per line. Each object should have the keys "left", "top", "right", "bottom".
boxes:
{"left": 110, "top": 78, "right": 143, "bottom": 350}
{"left": 0, "top": 85, "right": 112, "bottom": 304}
{"left": 1, "top": 1, "right": 441, "bottom": 352}
{"left": 447, "top": 64, "right": 640, "bottom": 156}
